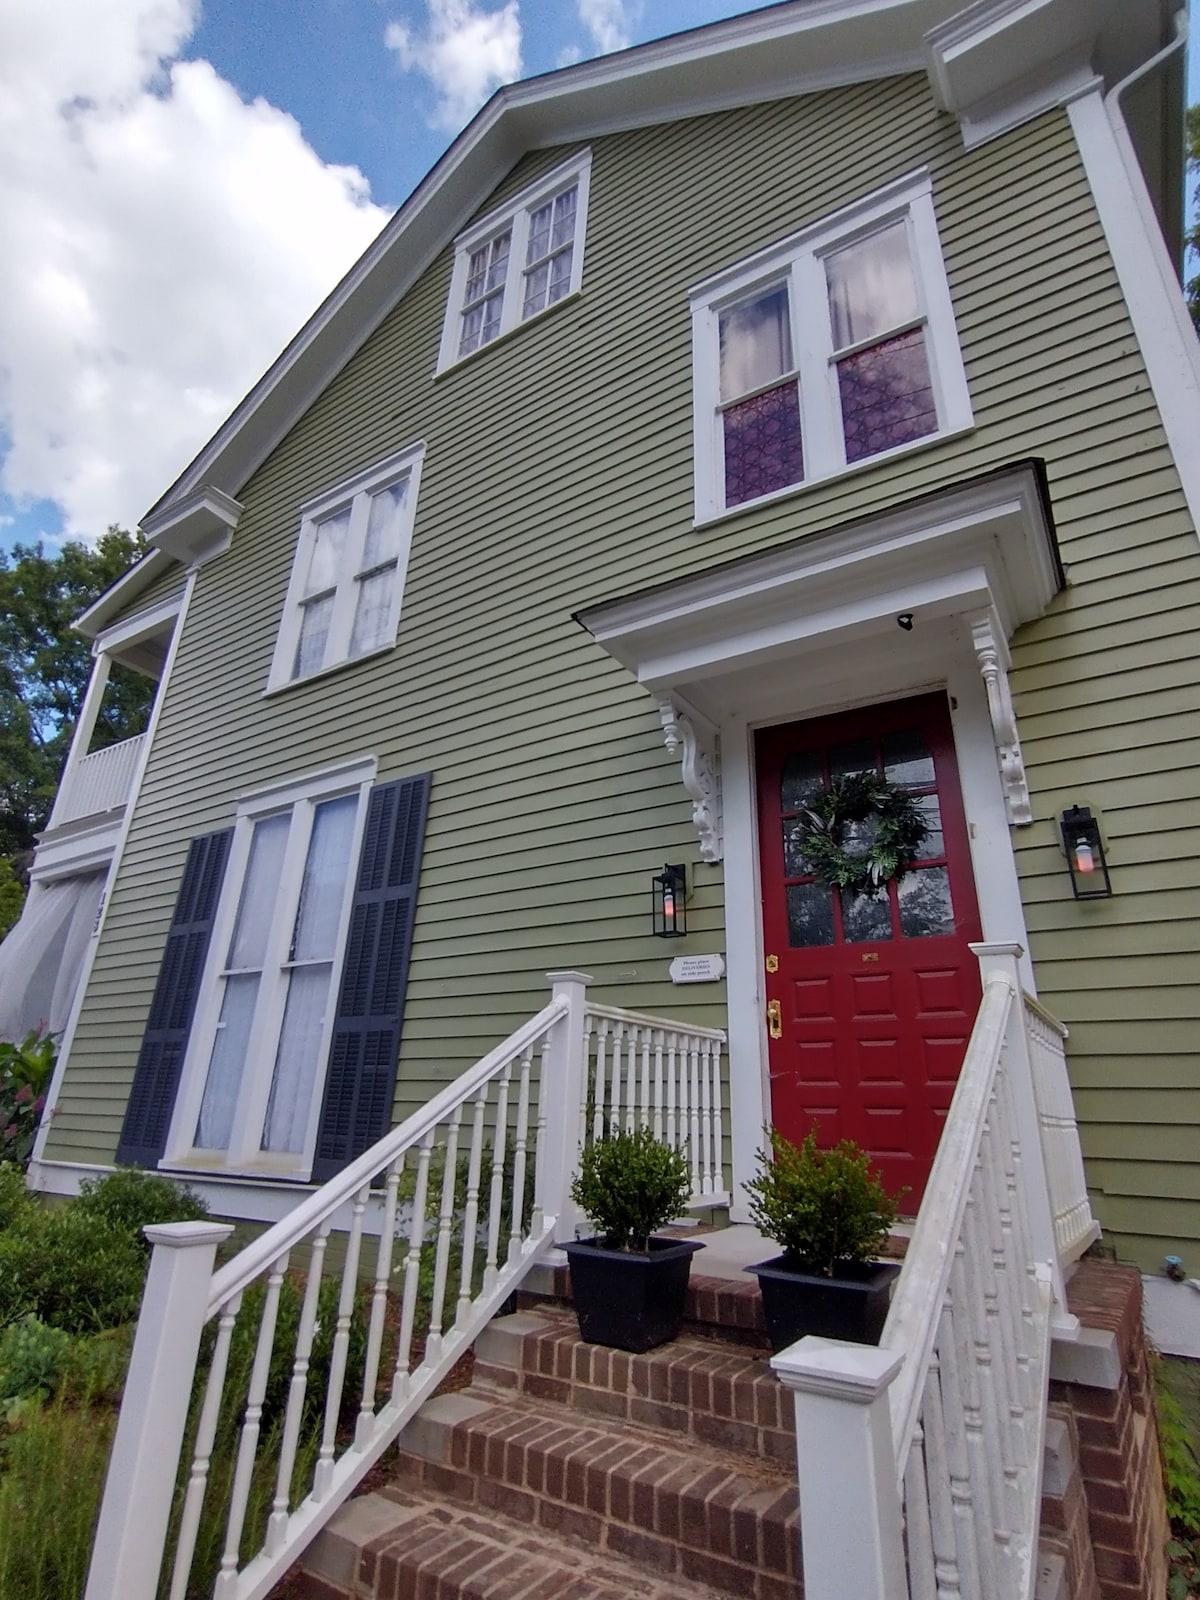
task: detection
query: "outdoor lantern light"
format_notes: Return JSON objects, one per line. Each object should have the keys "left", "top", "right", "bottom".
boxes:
{"left": 652, "top": 864, "right": 687, "bottom": 937}
{"left": 1060, "top": 805, "right": 1112, "bottom": 900}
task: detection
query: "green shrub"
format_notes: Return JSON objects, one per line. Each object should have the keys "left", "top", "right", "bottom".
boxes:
{"left": 74, "top": 1166, "right": 209, "bottom": 1254}
{"left": 0, "top": 1204, "right": 145, "bottom": 1334}
{"left": 1158, "top": 1368, "right": 1200, "bottom": 1537}
{"left": 570, "top": 1126, "right": 692, "bottom": 1251}
{"left": 0, "top": 1164, "right": 32, "bottom": 1232}
{"left": 745, "top": 1126, "right": 898, "bottom": 1277}
{"left": 0, "top": 1316, "right": 74, "bottom": 1402}
{"left": 0, "top": 1032, "right": 55, "bottom": 1171}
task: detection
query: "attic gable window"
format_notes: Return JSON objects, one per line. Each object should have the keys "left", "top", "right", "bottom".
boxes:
{"left": 438, "top": 150, "right": 592, "bottom": 371}
{"left": 690, "top": 171, "right": 973, "bottom": 522}
{"left": 269, "top": 443, "right": 424, "bottom": 691}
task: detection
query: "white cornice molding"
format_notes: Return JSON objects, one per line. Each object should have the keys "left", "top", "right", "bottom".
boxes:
{"left": 141, "top": 484, "right": 243, "bottom": 568}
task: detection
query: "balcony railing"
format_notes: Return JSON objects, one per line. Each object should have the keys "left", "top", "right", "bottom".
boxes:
{"left": 49, "top": 733, "right": 147, "bottom": 828}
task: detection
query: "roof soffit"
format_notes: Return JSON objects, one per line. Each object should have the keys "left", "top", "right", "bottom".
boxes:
{"left": 142, "top": 0, "right": 1161, "bottom": 540}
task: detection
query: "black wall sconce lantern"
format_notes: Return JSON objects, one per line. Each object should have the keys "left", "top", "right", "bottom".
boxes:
{"left": 652, "top": 864, "right": 687, "bottom": 937}
{"left": 1060, "top": 806, "right": 1112, "bottom": 899}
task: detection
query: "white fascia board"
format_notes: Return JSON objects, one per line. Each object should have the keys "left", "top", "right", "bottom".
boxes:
{"left": 75, "top": 547, "right": 180, "bottom": 639}
{"left": 141, "top": 483, "right": 243, "bottom": 566}
{"left": 29, "top": 815, "right": 123, "bottom": 883}
{"left": 925, "top": 0, "right": 1103, "bottom": 110}
{"left": 91, "top": 591, "right": 184, "bottom": 658}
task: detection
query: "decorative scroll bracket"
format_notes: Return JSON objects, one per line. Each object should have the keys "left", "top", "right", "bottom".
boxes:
{"left": 658, "top": 700, "right": 723, "bottom": 863}
{"left": 969, "top": 611, "right": 1033, "bottom": 827}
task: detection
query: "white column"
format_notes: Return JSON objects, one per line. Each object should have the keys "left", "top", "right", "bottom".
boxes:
{"left": 970, "top": 941, "right": 1077, "bottom": 1335}
{"left": 772, "top": 1337, "right": 908, "bottom": 1600}
{"left": 85, "top": 1220, "right": 234, "bottom": 1600}
{"left": 48, "top": 650, "right": 112, "bottom": 827}
{"left": 539, "top": 970, "right": 592, "bottom": 1243}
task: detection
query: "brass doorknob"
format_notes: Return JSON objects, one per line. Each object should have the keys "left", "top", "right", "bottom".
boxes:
{"left": 767, "top": 999, "right": 783, "bottom": 1040}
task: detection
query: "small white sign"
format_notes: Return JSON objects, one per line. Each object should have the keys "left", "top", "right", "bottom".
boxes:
{"left": 669, "top": 953, "right": 726, "bottom": 985}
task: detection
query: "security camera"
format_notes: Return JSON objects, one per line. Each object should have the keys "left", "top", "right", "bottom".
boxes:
{"left": 896, "top": 613, "right": 914, "bottom": 631}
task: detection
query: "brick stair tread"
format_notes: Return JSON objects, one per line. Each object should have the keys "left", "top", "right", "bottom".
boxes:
{"left": 314, "top": 1487, "right": 738, "bottom": 1600}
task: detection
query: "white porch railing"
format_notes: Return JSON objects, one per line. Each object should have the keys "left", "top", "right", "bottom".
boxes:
{"left": 774, "top": 942, "right": 1093, "bottom": 1600}
{"left": 50, "top": 732, "right": 147, "bottom": 827}
{"left": 1024, "top": 993, "right": 1101, "bottom": 1266}
{"left": 582, "top": 1001, "right": 728, "bottom": 1205}
{"left": 85, "top": 971, "right": 727, "bottom": 1600}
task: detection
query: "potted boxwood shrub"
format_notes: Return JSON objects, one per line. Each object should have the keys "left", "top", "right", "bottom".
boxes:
{"left": 562, "top": 1125, "right": 704, "bottom": 1353}
{"left": 745, "top": 1127, "right": 901, "bottom": 1352}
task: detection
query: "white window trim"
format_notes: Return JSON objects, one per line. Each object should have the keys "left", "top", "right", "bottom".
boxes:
{"left": 437, "top": 149, "right": 593, "bottom": 374}
{"left": 163, "top": 755, "right": 376, "bottom": 1182}
{"left": 267, "top": 443, "right": 425, "bottom": 692}
{"left": 689, "top": 169, "right": 973, "bottom": 525}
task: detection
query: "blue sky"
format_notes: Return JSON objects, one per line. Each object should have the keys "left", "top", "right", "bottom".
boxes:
{"left": 0, "top": 0, "right": 1194, "bottom": 555}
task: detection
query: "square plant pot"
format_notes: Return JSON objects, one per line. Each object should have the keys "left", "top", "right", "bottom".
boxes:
{"left": 561, "top": 1235, "right": 705, "bottom": 1353}
{"left": 747, "top": 1255, "right": 901, "bottom": 1352}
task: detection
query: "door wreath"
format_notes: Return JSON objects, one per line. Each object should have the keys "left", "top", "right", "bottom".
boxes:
{"left": 794, "top": 771, "right": 929, "bottom": 897}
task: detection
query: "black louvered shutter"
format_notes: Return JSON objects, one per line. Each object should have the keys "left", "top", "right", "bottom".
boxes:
{"left": 311, "top": 773, "right": 431, "bottom": 1181}
{"left": 116, "top": 827, "right": 232, "bottom": 1167}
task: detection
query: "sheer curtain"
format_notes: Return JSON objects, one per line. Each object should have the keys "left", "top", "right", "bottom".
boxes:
{"left": 0, "top": 870, "right": 106, "bottom": 1042}
{"left": 719, "top": 285, "right": 792, "bottom": 401}
{"left": 824, "top": 221, "right": 917, "bottom": 351}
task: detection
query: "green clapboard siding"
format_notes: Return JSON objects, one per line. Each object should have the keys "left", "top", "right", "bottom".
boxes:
{"left": 48, "top": 77, "right": 1200, "bottom": 1270}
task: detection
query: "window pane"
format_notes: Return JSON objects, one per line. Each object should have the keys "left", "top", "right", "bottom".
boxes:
{"left": 825, "top": 221, "right": 918, "bottom": 350}
{"left": 787, "top": 881, "right": 835, "bottom": 946}
{"left": 466, "top": 232, "right": 510, "bottom": 301}
{"left": 523, "top": 260, "right": 550, "bottom": 318}
{"left": 782, "top": 818, "right": 815, "bottom": 877}
{"left": 881, "top": 730, "right": 934, "bottom": 788}
{"left": 548, "top": 248, "right": 573, "bottom": 301}
{"left": 829, "top": 740, "right": 875, "bottom": 780}
{"left": 719, "top": 285, "right": 792, "bottom": 401}
{"left": 459, "top": 290, "right": 505, "bottom": 357}
{"left": 723, "top": 381, "right": 803, "bottom": 507}
{"left": 294, "top": 593, "right": 333, "bottom": 678}
{"left": 292, "top": 794, "right": 358, "bottom": 962}
{"left": 780, "top": 751, "right": 823, "bottom": 813}
{"left": 195, "top": 973, "right": 259, "bottom": 1149}
{"left": 838, "top": 327, "right": 937, "bottom": 464}
{"left": 261, "top": 964, "right": 332, "bottom": 1153}
{"left": 842, "top": 889, "right": 892, "bottom": 944}
{"left": 551, "top": 187, "right": 577, "bottom": 249}
{"left": 527, "top": 201, "right": 553, "bottom": 263}
{"left": 228, "top": 813, "right": 289, "bottom": 969}
{"left": 304, "top": 509, "right": 350, "bottom": 596}
{"left": 898, "top": 865, "right": 955, "bottom": 938}
{"left": 350, "top": 564, "right": 397, "bottom": 657}
{"left": 362, "top": 481, "right": 408, "bottom": 570}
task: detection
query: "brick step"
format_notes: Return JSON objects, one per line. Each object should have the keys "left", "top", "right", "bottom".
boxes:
{"left": 295, "top": 1488, "right": 733, "bottom": 1600}
{"left": 473, "top": 1307, "right": 796, "bottom": 1470}
{"left": 386, "top": 1376, "right": 800, "bottom": 1599}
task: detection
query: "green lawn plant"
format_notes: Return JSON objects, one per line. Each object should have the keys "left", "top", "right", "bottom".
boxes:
{"left": 571, "top": 1125, "right": 692, "bottom": 1252}
{"left": 746, "top": 1126, "right": 898, "bottom": 1277}
{"left": 0, "top": 1031, "right": 56, "bottom": 1170}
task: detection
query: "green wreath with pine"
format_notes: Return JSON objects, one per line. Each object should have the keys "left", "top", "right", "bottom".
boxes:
{"left": 794, "top": 771, "right": 929, "bottom": 898}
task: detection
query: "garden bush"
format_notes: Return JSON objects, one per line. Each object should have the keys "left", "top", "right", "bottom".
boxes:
{"left": 0, "top": 1205, "right": 145, "bottom": 1334}
{"left": 0, "top": 1032, "right": 55, "bottom": 1170}
{"left": 74, "top": 1165, "right": 208, "bottom": 1254}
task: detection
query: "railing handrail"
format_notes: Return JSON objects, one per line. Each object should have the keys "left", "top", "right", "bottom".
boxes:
{"left": 582, "top": 1000, "right": 727, "bottom": 1042}
{"left": 206, "top": 996, "right": 569, "bottom": 1316}
{"left": 75, "top": 731, "right": 147, "bottom": 765}
{"left": 880, "top": 973, "right": 1015, "bottom": 1472}
{"left": 1022, "top": 988, "right": 1069, "bottom": 1041}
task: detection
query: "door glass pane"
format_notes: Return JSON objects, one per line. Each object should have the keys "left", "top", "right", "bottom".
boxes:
{"left": 829, "top": 739, "right": 875, "bottom": 780}
{"left": 842, "top": 889, "right": 892, "bottom": 944}
{"left": 350, "top": 565, "right": 397, "bottom": 658}
{"left": 228, "top": 814, "right": 289, "bottom": 969}
{"left": 294, "top": 593, "right": 333, "bottom": 678}
{"left": 881, "top": 729, "right": 934, "bottom": 788}
{"left": 914, "top": 794, "right": 944, "bottom": 859}
{"left": 825, "top": 221, "right": 918, "bottom": 350}
{"left": 780, "top": 751, "right": 823, "bottom": 812}
{"left": 719, "top": 285, "right": 792, "bottom": 401}
{"left": 262, "top": 964, "right": 332, "bottom": 1153}
{"left": 782, "top": 818, "right": 815, "bottom": 877}
{"left": 838, "top": 327, "right": 936, "bottom": 464}
{"left": 898, "top": 865, "right": 955, "bottom": 938}
{"left": 362, "top": 482, "right": 408, "bottom": 569}
{"left": 291, "top": 795, "right": 357, "bottom": 962}
{"left": 304, "top": 509, "right": 350, "bottom": 596}
{"left": 786, "top": 881, "right": 834, "bottom": 947}
{"left": 195, "top": 973, "right": 259, "bottom": 1149}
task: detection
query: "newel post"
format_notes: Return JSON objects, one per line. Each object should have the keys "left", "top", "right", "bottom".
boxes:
{"left": 772, "top": 1337, "right": 907, "bottom": 1600}
{"left": 539, "top": 970, "right": 592, "bottom": 1243}
{"left": 85, "top": 1220, "right": 233, "bottom": 1600}
{"left": 970, "top": 941, "right": 1076, "bottom": 1332}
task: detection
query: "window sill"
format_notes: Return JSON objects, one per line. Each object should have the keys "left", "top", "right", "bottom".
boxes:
{"left": 161, "top": 1154, "right": 313, "bottom": 1183}
{"left": 263, "top": 641, "right": 394, "bottom": 698}
{"left": 693, "top": 422, "right": 976, "bottom": 531}
{"left": 434, "top": 288, "right": 582, "bottom": 379}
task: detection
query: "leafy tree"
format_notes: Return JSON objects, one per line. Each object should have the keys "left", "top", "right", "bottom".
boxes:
{"left": 0, "top": 858, "right": 23, "bottom": 940}
{"left": 1187, "top": 105, "right": 1200, "bottom": 331}
{"left": 0, "top": 527, "right": 154, "bottom": 860}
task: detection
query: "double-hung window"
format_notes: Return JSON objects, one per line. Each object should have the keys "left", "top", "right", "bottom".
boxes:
{"left": 438, "top": 150, "right": 592, "bottom": 371}
{"left": 269, "top": 444, "right": 424, "bottom": 689}
{"left": 691, "top": 171, "right": 972, "bottom": 521}
{"left": 167, "top": 760, "right": 373, "bottom": 1176}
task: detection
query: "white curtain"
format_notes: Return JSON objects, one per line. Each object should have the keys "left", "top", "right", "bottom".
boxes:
{"left": 719, "top": 284, "right": 792, "bottom": 402}
{"left": 825, "top": 220, "right": 917, "bottom": 351}
{"left": 0, "top": 870, "right": 106, "bottom": 1042}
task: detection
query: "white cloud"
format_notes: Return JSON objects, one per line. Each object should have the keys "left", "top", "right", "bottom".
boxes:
{"left": 0, "top": 0, "right": 389, "bottom": 539}
{"left": 385, "top": 0, "right": 522, "bottom": 132}
{"left": 577, "top": 0, "right": 637, "bottom": 55}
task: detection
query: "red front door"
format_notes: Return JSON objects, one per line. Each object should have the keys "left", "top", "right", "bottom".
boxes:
{"left": 755, "top": 692, "right": 983, "bottom": 1206}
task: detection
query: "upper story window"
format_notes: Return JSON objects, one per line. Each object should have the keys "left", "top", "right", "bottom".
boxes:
{"left": 438, "top": 150, "right": 592, "bottom": 372}
{"left": 690, "top": 171, "right": 972, "bottom": 522}
{"left": 269, "top": 443, "right": 424, "bottom": 691}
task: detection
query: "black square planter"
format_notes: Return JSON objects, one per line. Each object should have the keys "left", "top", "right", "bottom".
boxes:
{"left": 561, "top": 1235, "right": 704, "bottom": 1352}
{"left": 747, "top": 1255, "right": 900, "bottom": 1352}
